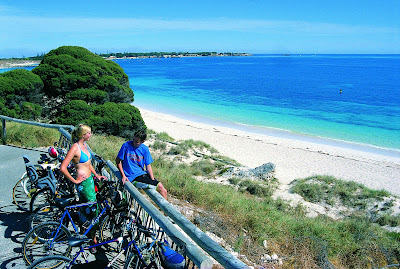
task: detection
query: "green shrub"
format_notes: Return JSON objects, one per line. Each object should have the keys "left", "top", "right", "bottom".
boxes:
{"left": 0, "top": 69, "right": 44, "bottom": 120}
{"left": 190, "top": 159, "right": 216, "bottom": 176}
{"left": 181, "top": 139, "right": 217, "bottom": 153}
{"left": 155, "top": 132, "right": 175, "bottom": 141}
{"left": 151, "top": 140, "right": 167, "bottom": 150}
{"left": 168, "top": 144, "right": 189, "bottom": 156}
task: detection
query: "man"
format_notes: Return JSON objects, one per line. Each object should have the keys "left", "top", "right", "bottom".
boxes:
{"left": 116, "top": 129, "right": 168, "bottom": 199}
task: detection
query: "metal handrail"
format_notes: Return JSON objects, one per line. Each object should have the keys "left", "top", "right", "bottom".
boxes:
{"left": 106, "top": 160, "right": 215, "bottom": 268}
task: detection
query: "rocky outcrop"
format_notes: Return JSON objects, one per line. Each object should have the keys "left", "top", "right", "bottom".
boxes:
{"left": 221, "top": 162, "right": 275, "bottom": 181}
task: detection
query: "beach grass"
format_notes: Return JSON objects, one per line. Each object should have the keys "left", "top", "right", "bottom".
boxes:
{"left": 2, "top": 121, "right": 60, "bottom": 148}
{"left": 3, "top": 122, "right": 400, "bottom": 268}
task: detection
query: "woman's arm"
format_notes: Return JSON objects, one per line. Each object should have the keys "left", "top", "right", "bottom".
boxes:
{"left": 90, "top": 162, "right": 106, "bottom": 180}
{"left": 60, "top": 144, "right": 84, "bottom": 184}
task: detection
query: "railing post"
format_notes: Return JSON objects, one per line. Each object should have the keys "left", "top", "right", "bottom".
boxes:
{"left": 1, "top": 118, "right": 6, "bottom": 145}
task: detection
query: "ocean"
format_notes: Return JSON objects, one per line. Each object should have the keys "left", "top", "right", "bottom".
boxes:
{"left": 2, "top": 55, "right": 399, "bottom": 156}
{"left": 116, "top": 55, "right": 400, "bottom": 156}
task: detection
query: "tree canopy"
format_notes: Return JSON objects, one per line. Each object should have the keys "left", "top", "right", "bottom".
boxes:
{"left": 0, "top": 69, "right": 43, "bottom": 119}
{"left": 1, "top": 46, "right": 145, "bottom": 137}
{"left": 33, "top": 46, "right": 133, "bottom": 103}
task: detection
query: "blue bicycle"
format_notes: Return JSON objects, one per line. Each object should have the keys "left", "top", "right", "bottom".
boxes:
{"left": 22, "top": 180, "right": 128, "bottom": 266}
{"left": 27, "top": 216, "right": 186, "bottom": 269}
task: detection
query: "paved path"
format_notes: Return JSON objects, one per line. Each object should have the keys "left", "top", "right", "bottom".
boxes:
{"left": 0, "top": 145, "right": 114, "bottom": 268}
{"left": 0, "top": 145, "right": 45, "bottom": 269}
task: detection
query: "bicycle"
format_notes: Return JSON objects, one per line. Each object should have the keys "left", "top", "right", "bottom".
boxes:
{"left": 12, "top": 145, "right": 74, "bottom": 212}
{"left": 29, "top": 152, "right": 110, "bottom": 214}
{"left": 124, "top": 220, "right": 186, "bottom": 269}
{"left": 28, "top": 154, "right": 112, "bottom": 231}
{"left": 27, "top": 216, "right": 186, "bottom": 269}
{"left": 22, "top": 180, "right": 123, "bottom": 265}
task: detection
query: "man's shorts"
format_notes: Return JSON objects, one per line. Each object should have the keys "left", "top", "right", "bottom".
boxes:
{"left": 131, "top": 174, "right": 159, "bottom": 189}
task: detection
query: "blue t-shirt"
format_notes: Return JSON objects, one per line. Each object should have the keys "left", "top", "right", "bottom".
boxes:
{"left": 117, "top": 141, "right": 153, "bottom": 181}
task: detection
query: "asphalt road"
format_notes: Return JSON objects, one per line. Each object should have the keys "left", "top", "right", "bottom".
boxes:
{"left": 0, "top": 145, "right": 45, "bottom": 269}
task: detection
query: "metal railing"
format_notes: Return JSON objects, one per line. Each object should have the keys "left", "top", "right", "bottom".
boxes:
{"left": 1, "top": 115, "right": 249, "bottom": 268}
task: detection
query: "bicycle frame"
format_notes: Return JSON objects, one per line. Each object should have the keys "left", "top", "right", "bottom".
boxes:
{"left": 48, "top": 199, "right": 111, "bottom": 249}
{"left": 64, "top": 216, "right": 138, "bottom": 268}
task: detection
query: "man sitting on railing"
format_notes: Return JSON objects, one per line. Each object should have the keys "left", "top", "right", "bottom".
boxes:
{"left": 116, "top": 128, "right": 168, "bottom": 200}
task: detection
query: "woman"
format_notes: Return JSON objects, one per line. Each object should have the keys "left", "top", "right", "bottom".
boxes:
{"left": 60, "top": 124, "right": 106, "bottom": 247}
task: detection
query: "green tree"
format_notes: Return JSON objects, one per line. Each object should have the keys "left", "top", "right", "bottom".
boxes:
{"left": 0, "top": 69, "right": 43, "bottom": 120}
{"left": 33, "top": 46, "right": 133, "bottom": 102}
{"left": 57, "top": 100, "right": 94, "bottom": 125}
{"left": 1, "top": 46, "right": 145, "bottom": 138}
{"left": 89, "top": 102, "right": 146, "bottom": 138}
{"left": 66, "top": 88, "right": 108, "bottom": 104}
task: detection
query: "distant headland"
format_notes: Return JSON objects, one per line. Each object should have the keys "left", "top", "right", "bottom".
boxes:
{"left": 100, "top": 51, "right": 253, "bottom": 59}
{"left": 0, "top": 51, "right": 252, "bottom": 69}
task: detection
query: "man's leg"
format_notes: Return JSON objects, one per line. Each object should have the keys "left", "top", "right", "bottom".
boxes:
{"left": 156, "top": 182, "right": 168, "bottom": 200}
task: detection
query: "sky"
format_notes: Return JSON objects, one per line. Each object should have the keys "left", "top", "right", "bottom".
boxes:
{"left": 1, "top": 0, "right": 399, "bottom": 58}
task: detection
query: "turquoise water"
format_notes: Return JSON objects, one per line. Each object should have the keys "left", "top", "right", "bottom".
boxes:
{"left": 3, "top": 55, "right": 399, "bottom": 156}
{"left": 116, "top": 55, "right": 400, "bottom": 156}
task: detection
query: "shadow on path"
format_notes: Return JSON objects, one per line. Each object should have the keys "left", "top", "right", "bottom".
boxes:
{"left": 0, "top": 205, "right": 31, "bottom": 268}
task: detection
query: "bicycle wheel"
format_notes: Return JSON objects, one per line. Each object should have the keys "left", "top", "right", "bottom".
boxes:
{"left": 124, "top": 251, "right": 147, "bottom": 269}
{"left": 22, "top": 221, "right": 72, "bottom": 266}
{"left": 30, "top": 188, "right": 53, "bottom": 213}
{"left": 27, "top": 254, "right": 71, "bottom": 269}
{"left": 99, "top": 212, "right": 126, "bottom": 251}
{"left": 13, "top": 175, "right": 37, "bottom": 211}
{"left": 29, "top": 205, "right": 63, "bottom": 231}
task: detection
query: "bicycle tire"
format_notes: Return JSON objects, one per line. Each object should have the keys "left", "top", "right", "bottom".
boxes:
{"left": 22, "top": 221, "right": 72, "bottom": 265}
{"left": 29, "top": 205, "right": 63, "bottom": 231}
{"left": 30, "top": 188, "right": 53, "bottom": 213}
{"left": 124, "top": 250, "right": 148, "bottom": 269}
{"left": 13, "top": 176, "right": 32, "bottom": 211}
{"left": 99, "top": 212, "right": 126, "bottom": 251}
{"left": 27, "top": 254, "right": 71, "bottom": 269}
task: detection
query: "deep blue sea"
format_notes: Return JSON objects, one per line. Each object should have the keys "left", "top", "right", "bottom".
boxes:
{"left": 115, "top": 55, "right": 400, "bottom": 156}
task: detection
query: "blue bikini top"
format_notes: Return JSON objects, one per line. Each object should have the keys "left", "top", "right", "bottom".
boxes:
{"left": 77, "top": 143, "right": 91, "bottom": 163}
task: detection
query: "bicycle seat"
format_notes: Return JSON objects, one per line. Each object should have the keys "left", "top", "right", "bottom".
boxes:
{"left": 68, "top": 236, "right": 91, "bottom": 247}
{"left": 36, "top": 167, "right": 58, "bottom": 194}
{"left": 54, "top": 197, "right": 77, "bottom": 209}
{"left": 23, "top": 155, "right": 39, "bottom": 184}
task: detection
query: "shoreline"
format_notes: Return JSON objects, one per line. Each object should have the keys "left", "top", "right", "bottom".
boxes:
{"left": 0, "top": 60, "right": 40, "bottom": 69}
{"left": 137, "top": 103, "right": 400, "bottom": 158}
{"left": 138, "top": 107, "right": 400, "bottom": 196}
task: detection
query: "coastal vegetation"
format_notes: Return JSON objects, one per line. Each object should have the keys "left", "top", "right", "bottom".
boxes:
{"left": 0, "top": 46, "right": 144, "bottom": 138}
{"left": 4, "top": 121, "right": 400, "bottom": 268}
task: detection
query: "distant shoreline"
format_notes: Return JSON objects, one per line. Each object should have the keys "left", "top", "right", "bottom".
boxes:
{"left": 0, "top": 59, "right": 40, "bottom": 69}
{"left": 104, "top": 52, "right": 252, "bottom": 60}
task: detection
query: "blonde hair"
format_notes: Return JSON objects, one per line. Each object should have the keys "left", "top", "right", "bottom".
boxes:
{"left": 72, "top": 124, "right": 91, "bottom": 142}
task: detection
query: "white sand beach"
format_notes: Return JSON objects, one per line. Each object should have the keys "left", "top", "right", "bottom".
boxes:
{"left": 139, "top": 108, "right": 400, "bottom": 196}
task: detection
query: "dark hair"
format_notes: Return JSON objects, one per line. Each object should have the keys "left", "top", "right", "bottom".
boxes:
{"left": 134, "top": 128, "right": 147, "bottom": 141}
